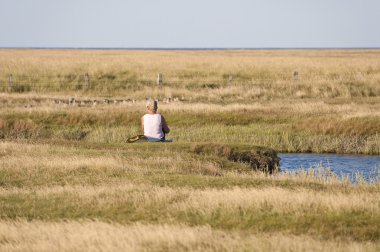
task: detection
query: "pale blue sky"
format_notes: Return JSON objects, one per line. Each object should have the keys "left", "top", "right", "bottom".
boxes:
{"left": 1, "top": 0, "right": 379, "bottom": 48}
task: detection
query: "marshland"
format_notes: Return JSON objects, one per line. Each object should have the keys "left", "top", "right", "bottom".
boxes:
{"left": 0, "top": 49, "right": 380, "bottom": 251}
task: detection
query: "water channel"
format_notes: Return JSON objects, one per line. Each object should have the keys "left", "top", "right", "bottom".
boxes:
{"left": 279, "top": 153, "right": 380, "bottom": 183}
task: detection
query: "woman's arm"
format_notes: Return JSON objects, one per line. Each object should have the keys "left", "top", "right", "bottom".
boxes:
{"left": 161, "top": 115, "right": 170, "bottom": 134}
{"left": 141, "top": 116, "right": 144, "bottom": 134}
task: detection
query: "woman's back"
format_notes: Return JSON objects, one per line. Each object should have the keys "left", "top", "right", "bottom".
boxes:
{"left": 143, "top": 113, "right": 164, "bottom": 141}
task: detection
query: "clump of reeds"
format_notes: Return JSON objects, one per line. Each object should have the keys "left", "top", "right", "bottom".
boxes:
{"left": 0, "top": 118, "right": 48, "bottom": 139}
{"left": 191, "top": 143, "right": 280, "bottom": 173}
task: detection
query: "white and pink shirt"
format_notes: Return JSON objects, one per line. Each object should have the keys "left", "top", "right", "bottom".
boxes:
{"left": 143, "top": 114, "right": 164, "bottom": 141}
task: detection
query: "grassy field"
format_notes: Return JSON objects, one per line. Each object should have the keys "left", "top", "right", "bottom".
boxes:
{"left": 1, "top": 141, "right": 379, "bottom": 251}
{"left": 1, "top": 94, "right": 379, "bottom": 154}
{"left": 1, "top": 49, "right": 380, "bottom": 99}
{"left": 0, "top": 49, "right": 380, "bottom": 251}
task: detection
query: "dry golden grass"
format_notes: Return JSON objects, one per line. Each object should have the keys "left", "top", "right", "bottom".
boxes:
{"left": 1, "top": 93, "right": 379, "bottom": 153}
{"left": 1, "top": 49, "right": 380, "bottom": 77}
{"left": 1, "top": 140, "right": 379, "bottom": 250}
{"left": 1, "top": 49, "right": 380, "bottom": 99}
{"left": 0, "top": 141, "right": 226, "bottom": 177}
{"left": 1, "top": 93, "right": 379, "bottom": 121}
{"left": 1, "top": 182, "right": 378, "bottom": 214}
{"left": 1, "top": 221, "right": 378, "bottom": 252}
{"left": 1, "top": 141, "right": 379, "bottom": 210}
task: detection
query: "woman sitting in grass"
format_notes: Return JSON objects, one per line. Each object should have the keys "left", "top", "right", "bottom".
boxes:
{"left": 141, "top": 99, "right": 170, "bottom": 142}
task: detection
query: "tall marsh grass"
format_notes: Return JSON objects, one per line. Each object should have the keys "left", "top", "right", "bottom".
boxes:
{"left": 0, "top": 141, "right": 379, "bottom": 252}
{"left": 2, "top": 221, "right": 378, "bottom": 252}
{"left": 1, "top": 96, "right": 379, "bottom": 154}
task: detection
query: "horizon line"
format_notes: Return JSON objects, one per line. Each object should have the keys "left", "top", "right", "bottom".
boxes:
{"left": 1, "top": 47, "right": 380, "bottom": 51}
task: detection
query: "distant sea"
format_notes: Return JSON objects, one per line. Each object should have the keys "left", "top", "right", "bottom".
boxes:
{"left": 1, "top": 47, "right": 380, "bottom": 50}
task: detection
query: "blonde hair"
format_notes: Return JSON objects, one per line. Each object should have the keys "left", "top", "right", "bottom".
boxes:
{"left": 146, "top": 99, "right": 158, "bottom": 112}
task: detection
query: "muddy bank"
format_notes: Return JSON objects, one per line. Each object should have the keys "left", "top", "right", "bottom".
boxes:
{"left": 191, "top": 143, "right": 280, "bottom": 173}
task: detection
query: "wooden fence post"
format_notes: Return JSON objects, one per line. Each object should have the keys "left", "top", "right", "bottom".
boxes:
{"left": 8, "top": 74, "right": 13, "bottom": 92}
{"left": 293, "top": 71, "right": 299, "bottom": 81}
{"left": 84, "top": 73, "right": 91, "bottom": 89}
{"left": 157, "top": 73, "right": 163, "bottom": 89}
{"left": 227, "top": 73, "right": 233, "bottom": 86}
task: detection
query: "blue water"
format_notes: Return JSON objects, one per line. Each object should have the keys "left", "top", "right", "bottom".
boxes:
{"left": 279, "top": 153, "right": 380, "bottom": 183}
